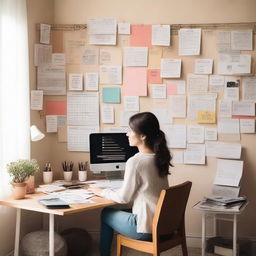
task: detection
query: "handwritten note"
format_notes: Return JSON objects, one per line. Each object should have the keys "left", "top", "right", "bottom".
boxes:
{"left": 197, "top": 111, "right": 216, "bottom": 124}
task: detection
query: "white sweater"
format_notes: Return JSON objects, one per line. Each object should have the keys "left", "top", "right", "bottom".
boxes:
{"left": 101, "top": 152, "right": 169, "bottom": 233}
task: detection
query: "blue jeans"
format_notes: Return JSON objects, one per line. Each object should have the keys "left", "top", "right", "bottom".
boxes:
{"left": 100, "top": 207, "right": 152, "bottom": 256}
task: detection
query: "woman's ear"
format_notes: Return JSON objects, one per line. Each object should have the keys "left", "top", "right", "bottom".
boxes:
{"left": 140, "top": 134, "right": 146, "bottom": 141}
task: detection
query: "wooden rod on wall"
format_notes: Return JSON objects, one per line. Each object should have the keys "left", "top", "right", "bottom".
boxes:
{"left": 36, "top": 22, "right": 256, "bottom": 33}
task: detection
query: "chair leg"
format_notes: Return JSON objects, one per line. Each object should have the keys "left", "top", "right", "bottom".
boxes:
{"left": 181, "top": 238, "right": 188, "bottom": 256}
{"left": 117, "top": 236, "right": 122, "bottom": 256}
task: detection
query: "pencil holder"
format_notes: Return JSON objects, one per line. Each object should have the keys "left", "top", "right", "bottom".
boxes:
{"left": 63, "top": 171, "right": 72, "bottom": 182}
{"left": 78, "top": 170, "right": 87, "bottom": 182}
{"left": 43, "top": 171, "right": 53, "bottom": 184}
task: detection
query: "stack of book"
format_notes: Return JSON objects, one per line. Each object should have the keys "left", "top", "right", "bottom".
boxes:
{"left": 194, "top": 195, "right": 247, "bottom": 212}
{"left": 204, "top": 195, "right": 246, "bottom": 206}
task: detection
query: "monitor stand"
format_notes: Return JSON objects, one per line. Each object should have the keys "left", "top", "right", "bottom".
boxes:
{"left": 105, "top": 171, "right": 123, "bottom": 180}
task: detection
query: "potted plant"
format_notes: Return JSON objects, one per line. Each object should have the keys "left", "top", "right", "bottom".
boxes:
{"left": 7, "top": 159, "right": 40, "bottom": 199}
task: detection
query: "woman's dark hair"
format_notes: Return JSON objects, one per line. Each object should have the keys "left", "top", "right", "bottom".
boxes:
{"left": 129, "top": 112, "right": 173, "bottom": 177}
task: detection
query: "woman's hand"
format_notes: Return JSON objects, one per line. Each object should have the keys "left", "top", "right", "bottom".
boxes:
{"left": 89, "top": 187, "right": 104, "bottom": 197}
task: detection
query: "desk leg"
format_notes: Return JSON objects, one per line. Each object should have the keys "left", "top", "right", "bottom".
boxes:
{"left": 14, "top": 208, "right": 21, "bottom": 256}
{"left": 49, "top": 214, "right": 54, "bottom": 256}
{"left": 233, "top": 215, "right": 237, "bottom": 256}
{"left": 202, "top": 213, "right": 206, "bottom": 256}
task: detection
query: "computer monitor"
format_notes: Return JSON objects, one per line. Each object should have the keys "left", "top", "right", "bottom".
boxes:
{"left": 89, "top": 133, "right": 138, "bottom": 175}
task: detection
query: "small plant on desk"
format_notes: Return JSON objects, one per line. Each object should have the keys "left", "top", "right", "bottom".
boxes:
{"left": 7, "top": 159, "right": 39, "bottom": 199}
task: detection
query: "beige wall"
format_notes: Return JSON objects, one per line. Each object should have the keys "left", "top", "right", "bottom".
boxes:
{"left": 53, "top": 0, "right": 256, "bottom": 24}
{"left": 26, "top": 0, "right": 256, "bottom": 251}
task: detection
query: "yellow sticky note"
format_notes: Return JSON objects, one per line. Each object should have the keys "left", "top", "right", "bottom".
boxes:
{"left": 197, "top": 111, "right": 216, "bottom": 124}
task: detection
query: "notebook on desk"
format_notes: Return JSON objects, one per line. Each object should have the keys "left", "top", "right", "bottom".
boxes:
{"left": 38, "top": 198, "right": 70, "bottom": 209}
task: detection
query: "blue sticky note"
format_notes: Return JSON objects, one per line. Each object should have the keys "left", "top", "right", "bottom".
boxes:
{"left": 102, "top": 87, "right": 120, "bottom": 103}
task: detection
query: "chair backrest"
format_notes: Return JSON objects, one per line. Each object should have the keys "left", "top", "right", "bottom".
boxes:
{"left": 152, "top": 181, "right": 192, "bottom": 238}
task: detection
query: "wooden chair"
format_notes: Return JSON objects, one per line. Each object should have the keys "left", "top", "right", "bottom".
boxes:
{"left": 116, "top": 181, "right": 192, "bottom": 256}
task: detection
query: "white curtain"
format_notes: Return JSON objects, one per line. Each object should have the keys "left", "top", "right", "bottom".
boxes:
{"left": 0, "top": 0, "right": 30, "bottom": 197}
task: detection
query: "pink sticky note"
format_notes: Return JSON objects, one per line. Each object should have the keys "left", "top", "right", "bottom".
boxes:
{"left": 147, "top": 69, "right": 163, "bottom": 84}
{"left": 167, "top": 83, "right": 177, "bottom": 95}
{"left": 130, "top": 25, "right": 152, "bottom": 48}
{"left": 124, "top": 67, "right": 148, "bottom": 96}
{"left": 45, "top": 101, "right": 67, "bottom": 115}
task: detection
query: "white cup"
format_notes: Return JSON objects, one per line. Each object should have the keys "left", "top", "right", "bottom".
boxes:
{"left": 63, "top": 171, "right": 72, "bottom": 182}
{"left": 43, "top": 171, "right": 53, "bottom": 184}
{"left": 78, "top": 171, "right": 87, "bottom": 182}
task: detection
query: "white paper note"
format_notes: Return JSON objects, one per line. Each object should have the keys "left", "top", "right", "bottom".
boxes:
{"left": 101, "top": 105, "right": 114, "bottom": 123}
{"left": 37, "top": 64, "right": 66, "bottom": 95}
{"left": 187, "top": 74, "right": 208, "bottom": 93}
{"left": 194, "top": 59, "right": 213, "bottom": 74}
{"left": 217, "top": 31, "right": 231, "bottom": 52}
{"left": 67, "top": 92, "right": 99, "bottom": 126}
{"left": 152, "top": 25, "right": 170, "bottom": 46}
{"left": 88, "top": 18, "right": 117, "bottom": 35}
{"left": 209, "top": 75, "right": 225, "bottom": 92}
{"left": 46, "top": 115, "right": 58, "bottom": 133}
{"left": 206, "top": 141, "right": 241, "bottom": 159}
{"left": 118, "top": 23, "right": 130, "bottom": 34}
{"left": 151, "top": 84, "right": 166, "bottom": 99}
{"left": 205, "top": 127, "right": 217, "bottom": 141}
{"left": 224, "top": 87, "right": 239, "bottom": 101}
{"left": 231, "top": 30, "right": 253, "bottom": 51}
{"left": 40, "top": 24, "right": 51, "bottom": 44}
{"left": 123, "top": 47, "right": 148, "bottom": 67}
{"left": 163, "top": 125, "right": 186, "bottom": 148}
{"left": 99, "top": 66, "right": 122, "bottom": 84}
{"left": 242, "top": 77, "right": 256, "bottom": 101}
{"left": 214, "top": 159, "right": 243, "bottom": 187}
{"left": 67, "top": 125, "right": 99, "bottom": 152}
{"left": 219, "top": 100, "right": 232, "bottom": 118}
{"left": 187, "top": 94, "right": 217, "bottom": 120}
{"left": 232, "top": 101, "right": 255, "bottom": 116}
{"left": 81, "top": 47, "right": 99, "bottom": 65}
{"left": 240, "top": 119, "right": 255, "bottom": 133}
{"left": 179, "top": 28, "right": 201, "bottom": 56}
{"left": 69, "top": 74, "right": 83, "bottom": 90}
{"left": 171, "top": 150, "right": 184, "bottom": 164}
{"left": 169, "top": 95, "right": 186, "bottom": 118}
{"left": 85, "top": 72, "right": 99, "bottom": 91}
{"left": 34, "top": 44, "right": 52, "bottom": 67}
{"left": 218, "top": 53, "right": 251, "bottom": 75}
{"left": 124, "top": 96, "right": 139, "bottom": 112}
{"left": 187, "top": 126, "right": 205, "bottom": 143}
{"left": 212, "top": 185, "right": 240, "bottom": 198}
{"left": 218, "top": 119, "right": 240, "bottom": 134}
{"left": 30, "top": 90, "right": 43, "bottom": 110}
{"left": 160, "top": 59, "right": 181, "bottom": 78}
{"left": 184, "top": 144, "right": 205, "bottom": 165}
{"left": 52, "top": 53, "right": 65, "bottom": 66}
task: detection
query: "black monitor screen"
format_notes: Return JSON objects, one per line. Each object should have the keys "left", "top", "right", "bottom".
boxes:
{"left": 89, "top": 133, "right": 138, "bottom": 164}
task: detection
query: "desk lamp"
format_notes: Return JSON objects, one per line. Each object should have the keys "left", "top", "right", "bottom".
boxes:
{"left": 30, "top": 125, "right": 45, "bottom": 142}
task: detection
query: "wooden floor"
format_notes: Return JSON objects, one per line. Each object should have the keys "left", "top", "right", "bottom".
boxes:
{"left": 112, "top": 246, "right": 203, "bottom": 256}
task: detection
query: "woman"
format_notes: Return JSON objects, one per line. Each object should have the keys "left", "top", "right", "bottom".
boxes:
{"left": 90, "top": 112, "right": 173, "bottom": 256}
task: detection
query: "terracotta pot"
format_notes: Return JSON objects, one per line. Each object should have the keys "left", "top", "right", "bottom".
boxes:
{"left": 12, "top": 183, "right": 27, "bottom": 199}
{"left": 26, "top": 176, "right": 35, "bottom": 194}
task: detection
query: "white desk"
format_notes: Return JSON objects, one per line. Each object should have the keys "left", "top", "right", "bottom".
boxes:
{"left": 193, "top": 201, "right": 248, "bottom": 256}
{"left": 0, "top": 190, "right": 115, "bottom": 256}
